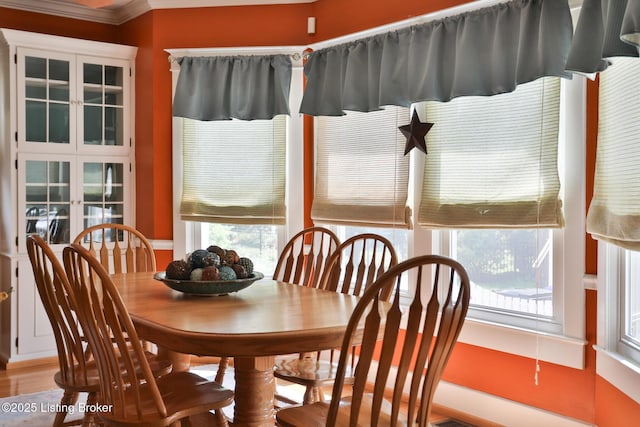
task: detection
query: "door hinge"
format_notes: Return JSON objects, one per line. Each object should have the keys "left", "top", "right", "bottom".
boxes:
{"left": 14, "top": 158, "right": 18, "bottom": 170}
{"left": 14, "top": 54, "right": 17, "bottom": 64}
{"left": 15, "top": 131, "right": 18, "bottom": 142}
{"left": 129, "top": 68, "right": 132, "bottom": 77}
{"left": 15, "top": 236, "right": 18, "bottom": 247}
{"left": 15, "top": 337, "right": 18, "bottom": 349}
{"left": 15, "top": 266, "right": 18, "bottom": 278}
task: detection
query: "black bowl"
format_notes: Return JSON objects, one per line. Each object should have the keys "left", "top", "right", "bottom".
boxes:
{"left": 153, "top": 271, "right": 264, "bottom": 296}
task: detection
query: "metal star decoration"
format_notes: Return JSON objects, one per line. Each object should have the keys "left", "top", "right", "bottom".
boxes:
{"left": 399, "top": 110, "right": 434, "bottom": 156}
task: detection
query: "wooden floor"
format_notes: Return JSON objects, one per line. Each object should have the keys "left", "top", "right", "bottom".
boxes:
{"left": 0, "top": 357, "right": 497, "bottom": 426}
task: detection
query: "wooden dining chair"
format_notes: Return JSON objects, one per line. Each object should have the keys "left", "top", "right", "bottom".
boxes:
{"left": 26, "top": 235, "right": 100, "bottom": 427}
{"left": 214, "top": 227, "right": 340, "bottom": 398}
{"left": 26, "top": 235, "right": 171, "bottom": 426}
{"left": 72, "top": 223, "right": 156, "bottom": 274}
{"left": 63, "top": 243, "right": 235, "bottom": 426}
{"left": 273, "top": 226, "right": 341, "bottom": 288}
{"left": 276, "top": 254, "right": 471, "bottom": 427}
{"left": 274, "top": 233, "right": 398, "bottom": 404}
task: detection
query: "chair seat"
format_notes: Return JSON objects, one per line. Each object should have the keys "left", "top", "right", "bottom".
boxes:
{"left": 276, "top": 395, "right": 410, "bottom": 427}
{"left": 99, "top": 371, "right": 234, "bottom": 425}
{"left": 274, "top": 355, "right": 355, "bottom": 386}
{"left": 54, "top": 349, "right": 171, "bottom": 393}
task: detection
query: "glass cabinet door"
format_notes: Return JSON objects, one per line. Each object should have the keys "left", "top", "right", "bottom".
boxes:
{"left": 82, "top": 159, "right": 129, "bottom": 238}
{"left": 18, "top": 49, "right": 75, "bottom": 148}
{"left": 80, "top": 59, "right": 128, "bottom": 148}
{"left": 23, "top": 159, "right": 71, "bottom": 245}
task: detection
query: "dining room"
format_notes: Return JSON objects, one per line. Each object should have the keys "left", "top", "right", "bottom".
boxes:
{"left": 1, "top": 0, "right": 640, "bottom": 426}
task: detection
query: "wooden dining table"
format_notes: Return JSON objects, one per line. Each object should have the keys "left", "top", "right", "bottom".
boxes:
{"left": 110, "top": 271, "right": 361, "bottom": 427}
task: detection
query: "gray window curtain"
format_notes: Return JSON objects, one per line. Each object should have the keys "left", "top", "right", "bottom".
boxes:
{"left": 299, "top": 0, "right": 573, "bottom": 116}
{"left": 566, "top": 0, "right": 640, "bottom": 74}
{"left": 173, "top": 55, "right": 292, "bottom": 121}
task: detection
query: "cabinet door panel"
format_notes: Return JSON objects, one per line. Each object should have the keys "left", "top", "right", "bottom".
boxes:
{"left": 20, "top": 156, "right": 74, "bottom": 251}
{"left": 18, "top": 48, "right": 76, "bottom": 152}
{"left": 81, "top": 158, "right": 130, "bottom": 232}
{"left": 17, "top": 259, "right": 55, "bottom": 356}
{"left": 78, "top": 57, "right": 129, "bottom": 151}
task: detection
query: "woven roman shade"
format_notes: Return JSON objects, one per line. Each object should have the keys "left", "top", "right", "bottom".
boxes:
{"left": 311, "top": 106, "right": 411, "bottom": 228}
{"left": 587, "top": 57, "right": 640, "bottom": 250}
{"left": 418, "top": 77, "right": 564, "bottom": 229}
{"left": 180, "top": 117, "right": 287, "bottom": 224}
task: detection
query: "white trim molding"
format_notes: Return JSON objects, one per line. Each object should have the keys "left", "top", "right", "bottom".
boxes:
{"left": 434, "top": 381, "right": 594, "bottom": 427}
{"left": 458, "top": 319, "right": 586, "bottom": 369}
{"left": 595, "top": 346, "right": 640, "bottom": 404}
{"left": 0, "top": 0, "right": 317, "bottom": 25}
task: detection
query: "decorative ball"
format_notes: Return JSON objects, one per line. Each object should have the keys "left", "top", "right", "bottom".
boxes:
{"left": 166, "top": 260, "right": 191, "bottom": 280}
{"left": 188, "top": 249, "right": 212, "bottom": 269}
{"left": 225, "top": 249, "right": 240, "bottom": 265}
{"left": 202, "top": 251, "right": 220, "bottom": 267}
{"left": 207, "top": 245, "right": 226, "bottom": 258}
{"left": 231, "top": 264, "right": 248, "bottom": 279}
{"left": 238, "top": 257, "right": 254, "bottom": 274}
{"left": 190, "top": 268, "right": 204, "bottom": 281}
{"left": 218, "top": 265, "right": 237, "bottom": 281}
{"left": 201, "top": 265, "right": 220, "bottom": 281}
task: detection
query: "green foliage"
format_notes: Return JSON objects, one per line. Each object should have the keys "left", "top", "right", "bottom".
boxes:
{"left": 456, "top": 229, "right": 545, "bottom": 290}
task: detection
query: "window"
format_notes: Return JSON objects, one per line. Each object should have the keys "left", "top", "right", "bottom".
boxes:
{"left": 314, "top": 76, "right": 586, "bottom": 365}
{"left": 169, "top": 47, "right": 305, "bottom": 270}
{"left": 594, "top": 56, "right": 640, "bottom": 396}
{"left": 623, "top": 249, "right": 640, "bottom": 364}
{"left": 312, "top": 107, "right": 411, "bottom": 292}
{"left": 416, "top": 77, "right": 566, "bottom": 334}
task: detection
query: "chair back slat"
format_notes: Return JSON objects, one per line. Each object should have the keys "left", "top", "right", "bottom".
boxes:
{"left": 326, "top": 255, "right": 470, "bottom": 427}
{"left": 73, "top": 223, "right": 156, "bottom": 275}
{"left": 319, "top": 233, "right": 398, "bottom": 300}
{"left": 273, "top": 227, "right": 340, "bottom": 288}
{"left": 63, "top": 243, "right": 167, "bottom": 422}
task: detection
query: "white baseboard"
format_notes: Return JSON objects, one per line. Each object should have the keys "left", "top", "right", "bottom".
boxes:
{"left": 433, "top": 381, "right": 594, "bottom": 427}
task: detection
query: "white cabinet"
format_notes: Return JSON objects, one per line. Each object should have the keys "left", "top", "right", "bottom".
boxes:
{"left": 0, "top": 29, "right": 137, "bottom": 364}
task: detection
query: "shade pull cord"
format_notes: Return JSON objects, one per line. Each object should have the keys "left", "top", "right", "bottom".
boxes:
{"left": 534, "top": 78, "right": 546, "bottom": 387}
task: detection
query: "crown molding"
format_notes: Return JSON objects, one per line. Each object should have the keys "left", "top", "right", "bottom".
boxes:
{"left": 0, "top": 0, "right": 316, "bottom": 25}
{"left": 0, "top": 0, "right": 121, "bottom": 24}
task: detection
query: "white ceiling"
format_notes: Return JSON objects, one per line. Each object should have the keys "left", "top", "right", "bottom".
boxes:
{"left": 0, "top": 0, "right": 316, "bottom": 25}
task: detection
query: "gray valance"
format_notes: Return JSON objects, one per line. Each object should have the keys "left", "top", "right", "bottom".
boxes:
{"left": 173, "top": 55, "right": 292, "bottom": 121}
{"left": 566, "top": 0, "right": 640, "bottom": 74}
{"left": 299, "top": 0, "right": 573, "bottom": 116}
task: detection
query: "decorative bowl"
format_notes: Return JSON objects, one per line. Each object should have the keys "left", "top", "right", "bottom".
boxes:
{"left": 153, "top": 271, "right": 264, "bottom": 296}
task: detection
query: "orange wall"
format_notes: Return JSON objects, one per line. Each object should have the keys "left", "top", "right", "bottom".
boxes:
{"left": 3, "top": 1, "right": 639, "bottom": 425}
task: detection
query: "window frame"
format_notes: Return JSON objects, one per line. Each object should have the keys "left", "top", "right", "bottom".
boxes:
{"left": 597, "top": 242, "right": 640, "bottom": 403}
{"left": 167, "top": 46, "right": 305, "bottom": 259}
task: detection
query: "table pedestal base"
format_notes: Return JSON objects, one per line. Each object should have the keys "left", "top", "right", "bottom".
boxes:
{"left": 233, "top": 356, "right": 276, "bottom": 426}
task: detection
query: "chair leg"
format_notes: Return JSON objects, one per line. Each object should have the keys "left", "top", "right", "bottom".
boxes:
{"left": 54, "top": 390, "right": 78, "bottom": 427}
{"left": 81, "top": 392, "right": 98, "bottom": 427}
{"left": 213, "top": 409, "right": 229, "bottom": 427}
{"left": 215, "top": 357, "right": 229, "bottom": 384}
{"left": 302, "top": 385, "right": 317, "bottom": 405}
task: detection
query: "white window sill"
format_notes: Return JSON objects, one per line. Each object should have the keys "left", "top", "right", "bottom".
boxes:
{"left": 457, "top": 318, "right": 586, "bottom": 369}
{"left": 594, "top": 346, "right": 640, "bottom": 404}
